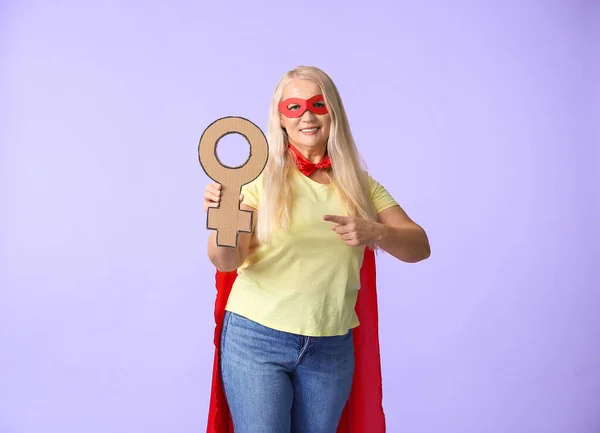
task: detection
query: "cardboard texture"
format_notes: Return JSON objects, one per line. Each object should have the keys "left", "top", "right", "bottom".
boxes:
{"left": 198, "top": 117, "right": 268, "bottom": 248}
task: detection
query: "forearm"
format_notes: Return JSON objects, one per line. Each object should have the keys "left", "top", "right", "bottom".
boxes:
{"left": 207, "top": 232, "right": 244, "bottom": 272}
{"left": 373, "top": 223, "right": 431, "bottom": 263}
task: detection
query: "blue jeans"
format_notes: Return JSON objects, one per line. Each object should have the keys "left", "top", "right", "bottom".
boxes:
{"left": 219, "top": 311, "right": 355, "bottom": 433}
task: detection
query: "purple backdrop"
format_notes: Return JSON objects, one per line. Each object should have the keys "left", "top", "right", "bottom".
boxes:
{"left": 1, "top": 1, "right": 598, "bottom": 432}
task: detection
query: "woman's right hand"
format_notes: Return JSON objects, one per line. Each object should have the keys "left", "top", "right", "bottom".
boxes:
{"left": 203, "top": 182, "right": 244, "bottom": 212}
{"left": 204, "top": 182, "right": 255, "bottom": 271}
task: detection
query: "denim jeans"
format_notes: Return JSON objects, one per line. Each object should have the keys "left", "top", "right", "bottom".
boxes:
{"left": 219, "top": 311, "right": 355, "bottom": 433}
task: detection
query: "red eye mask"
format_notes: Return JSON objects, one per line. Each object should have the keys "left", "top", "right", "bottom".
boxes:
{"left": 278, "top": 94, "right": 329, "bottom": 118}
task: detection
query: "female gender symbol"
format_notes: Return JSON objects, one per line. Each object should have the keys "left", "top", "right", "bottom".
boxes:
{"left": 198, "top": 116, "right": 269, "bottom": 248}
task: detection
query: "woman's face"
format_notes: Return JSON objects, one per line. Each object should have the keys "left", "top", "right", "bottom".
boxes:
{"left": 279, "top": 78, "right": 331, "bottom": 152}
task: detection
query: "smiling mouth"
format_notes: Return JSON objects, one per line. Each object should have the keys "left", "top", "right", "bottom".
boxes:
{"left": 300, "top": 127, "right": 320, "bottom": 133}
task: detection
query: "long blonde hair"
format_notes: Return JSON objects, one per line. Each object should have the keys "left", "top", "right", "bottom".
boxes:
{"left": 256, "top": 65, "right": 377, "bottom": 245}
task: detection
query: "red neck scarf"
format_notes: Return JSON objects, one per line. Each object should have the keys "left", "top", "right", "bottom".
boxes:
{"left": 288, "top": 144, "right": 331, "bottom": 176}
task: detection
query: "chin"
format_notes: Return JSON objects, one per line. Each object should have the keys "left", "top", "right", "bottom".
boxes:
{"left": 294, "top": 135, "right": 325, "bottom": 148}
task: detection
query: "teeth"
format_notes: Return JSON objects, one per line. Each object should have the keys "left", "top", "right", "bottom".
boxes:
{"left": 301, "top": 127, "right": 318, "bottom": 132}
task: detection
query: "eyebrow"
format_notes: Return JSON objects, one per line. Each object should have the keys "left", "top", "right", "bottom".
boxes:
{"left": 281, "top": 95, "right": 324, "bottom": 100}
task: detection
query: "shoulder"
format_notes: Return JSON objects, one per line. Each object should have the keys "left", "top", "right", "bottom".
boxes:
{"left": 241, "top": 172, "right": 265, "bottom": 208}
{"left": 362, "top": 171, "right": 385, "bottom": 195}
{"left": 363, "top": 171, "right": 398, "bottom": 213}
{"left": 242, "top": 171, "right": 265, "bottom": 191}
{"left": 364, "top": 172, "right": 379, "bottom": 190}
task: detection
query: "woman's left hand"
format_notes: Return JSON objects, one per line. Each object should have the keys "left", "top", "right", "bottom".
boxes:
{"left": 323, "top": 214, "right": 383, "bottom": 247}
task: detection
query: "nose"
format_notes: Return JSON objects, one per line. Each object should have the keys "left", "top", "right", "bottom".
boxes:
{"left": 300, "top": 109, "right": 317, "bottom": 121}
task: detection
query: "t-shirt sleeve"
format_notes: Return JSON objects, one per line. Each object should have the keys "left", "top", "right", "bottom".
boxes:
{"left": 240, "top": 173, "right": 263, "bottom": 209}
{"left": 368, "top": 175, "right": 398, "bottom": 213}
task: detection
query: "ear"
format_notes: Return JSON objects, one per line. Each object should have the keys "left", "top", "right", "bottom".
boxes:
{"left": 280, "top": 120, "right": 288, "bottom": 134}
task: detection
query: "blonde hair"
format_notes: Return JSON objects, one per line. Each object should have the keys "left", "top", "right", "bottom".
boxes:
{"left": 256, "top": 65, "right": 377, "bottom": 245}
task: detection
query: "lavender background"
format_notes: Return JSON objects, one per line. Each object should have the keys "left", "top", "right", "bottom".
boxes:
{"left": 1, "top": 1, "right": 599, "bottom": 432}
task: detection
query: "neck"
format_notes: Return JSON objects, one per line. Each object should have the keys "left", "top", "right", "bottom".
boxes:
{"left": 289, "top": 142, "right": 327, "bottom": 163}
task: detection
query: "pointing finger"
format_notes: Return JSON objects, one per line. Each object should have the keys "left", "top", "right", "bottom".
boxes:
{"left": 323, "top": 214, "right": 350, "bottom": 225}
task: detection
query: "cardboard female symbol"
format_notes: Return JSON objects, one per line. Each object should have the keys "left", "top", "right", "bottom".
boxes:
{"left": 198, "top": 117, "right": 268, "bottom": 248}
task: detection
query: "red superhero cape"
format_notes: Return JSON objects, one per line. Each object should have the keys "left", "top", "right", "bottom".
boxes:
{"left": 205, "top": 247, "right": 386, "bottom": 432}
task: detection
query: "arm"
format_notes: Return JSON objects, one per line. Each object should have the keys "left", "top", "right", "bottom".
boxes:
{"left": 324, "top": 204, "right": 430, "bottom": 263}
{"left": 372, "top": 205, "right": 431, "bottom": 263}
{"left": 207, "top": 203, "right": 257, "bottom": 272}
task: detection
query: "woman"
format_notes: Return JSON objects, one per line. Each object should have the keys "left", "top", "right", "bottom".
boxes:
{"left": 203, "top": 66, "right": 430, "bottom": 433}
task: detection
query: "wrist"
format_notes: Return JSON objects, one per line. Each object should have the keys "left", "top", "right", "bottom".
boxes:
{"left": 371, "top": 221, "right": 389, "bottom": 245}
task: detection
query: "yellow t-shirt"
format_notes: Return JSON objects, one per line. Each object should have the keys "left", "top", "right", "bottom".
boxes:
{"left": 224, "top": 168, "right": 398, "bottom": 337}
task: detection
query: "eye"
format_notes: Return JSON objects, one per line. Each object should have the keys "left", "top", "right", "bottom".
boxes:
{"left": 287, "top": 104, "right": 301, "bottom": 111}
{"left": 313, "top": 102, "right": 325, "bottom": 108}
